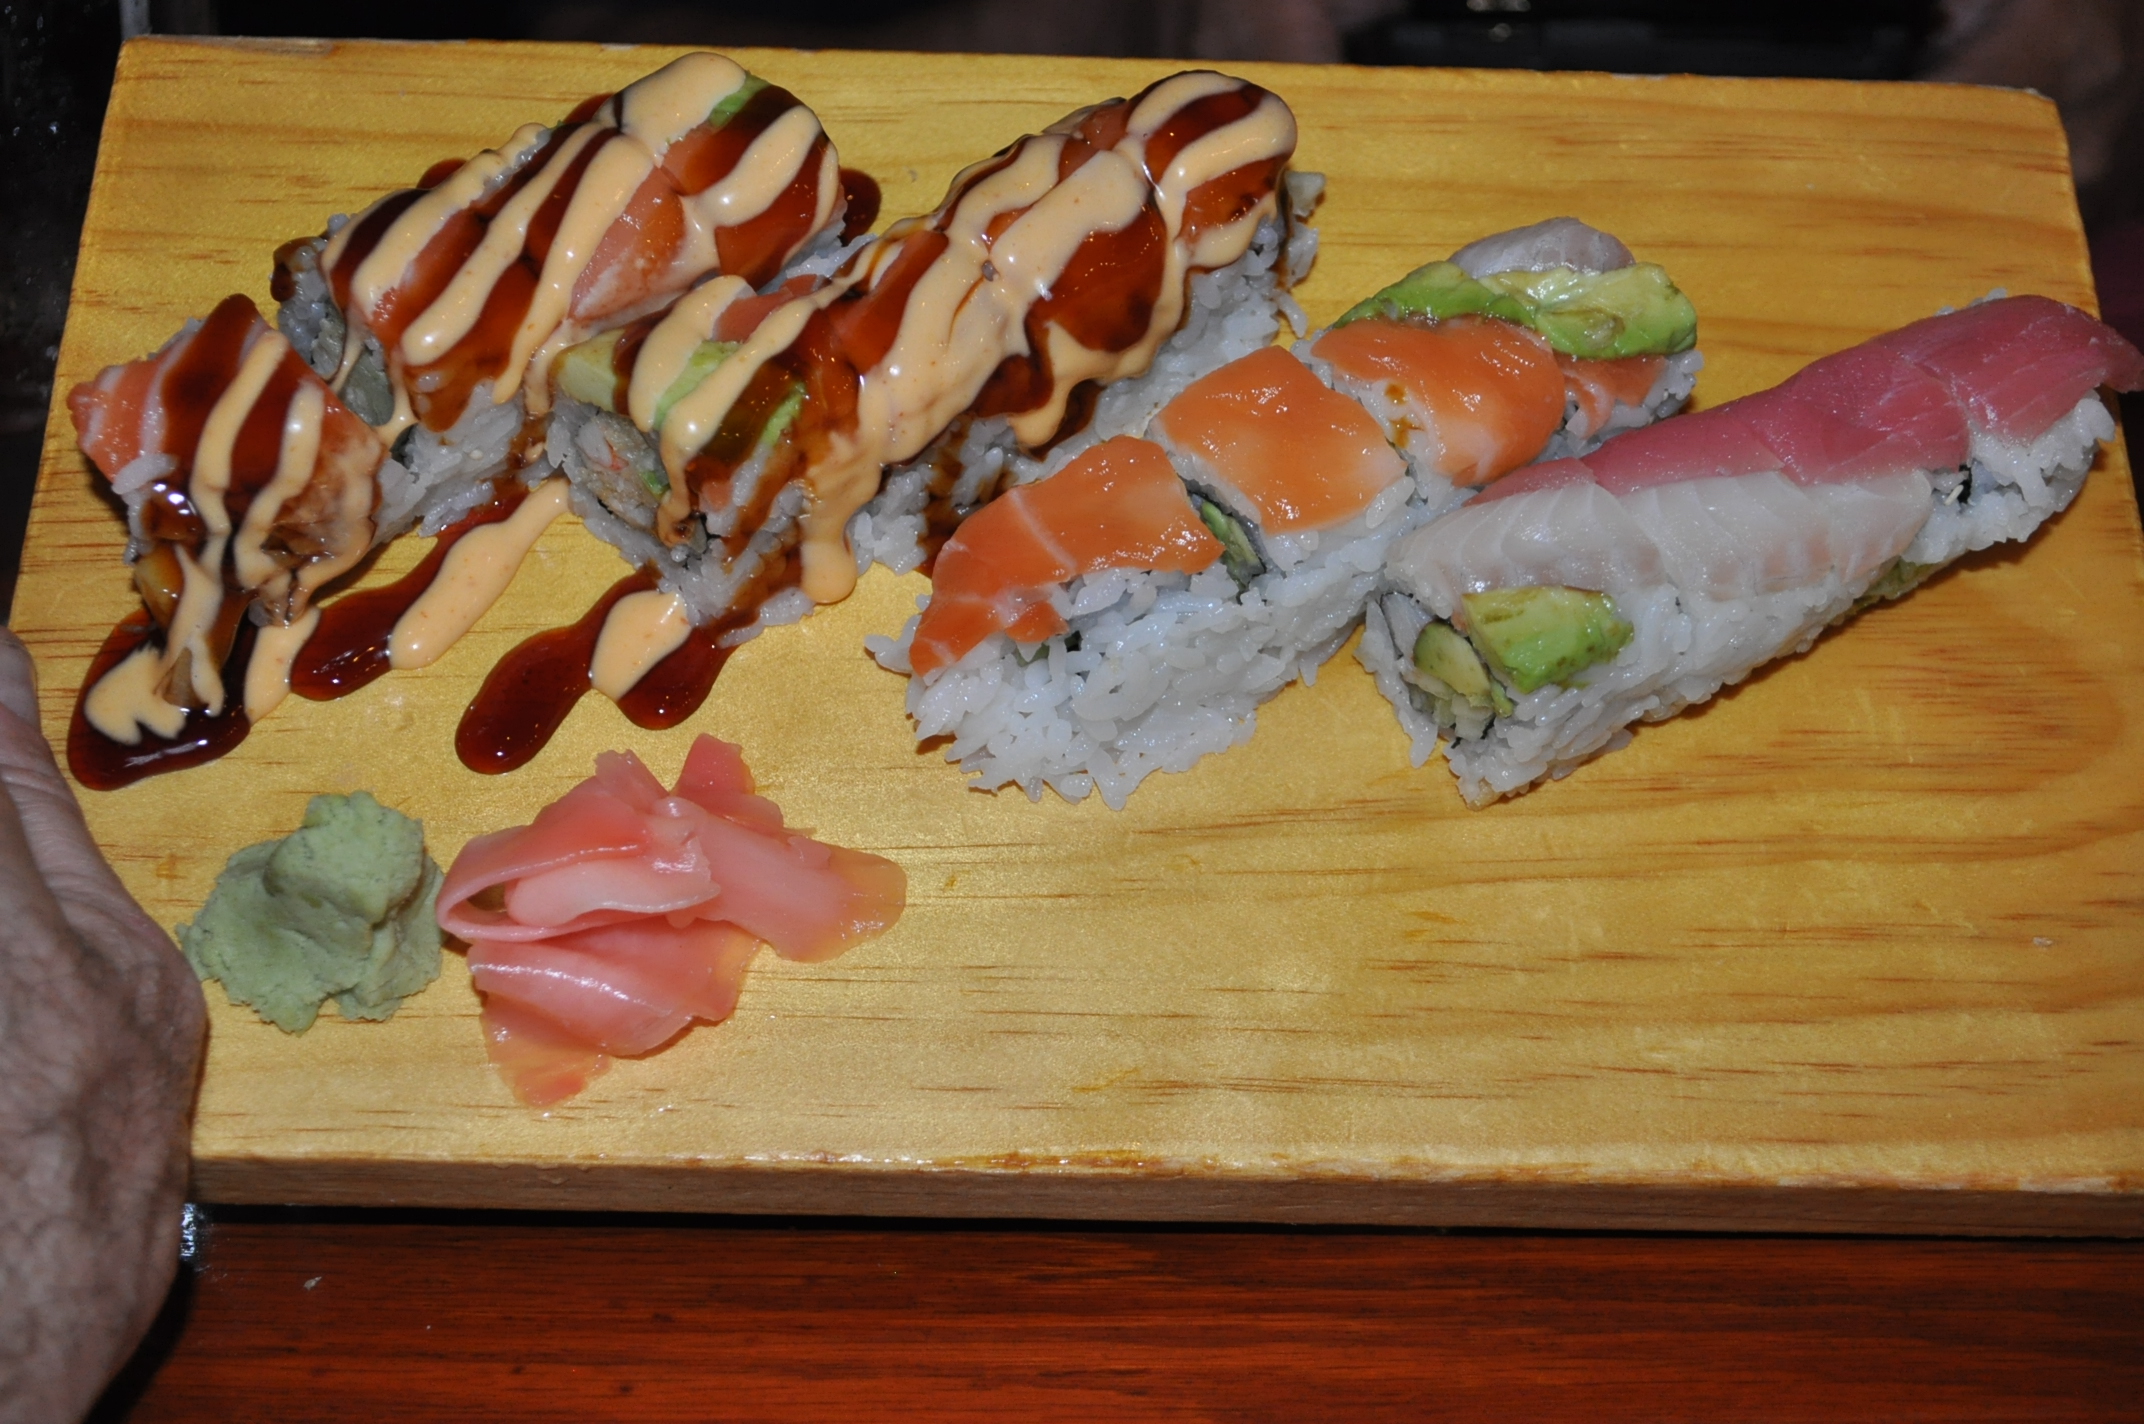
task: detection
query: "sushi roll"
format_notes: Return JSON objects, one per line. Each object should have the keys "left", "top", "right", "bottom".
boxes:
{"left": 868, "top": 362, "right": 1408, "bottom": 809}
{"left": 1358, "top": 294, "right": 2144, "bottom": 806}
{"left": 1295, "top": 215, "right": 1702, "bottom": 520}
{"left": 546, "top": 71, "right": 1307, "bottom": 651}
{"left": 866, "top": 219, "right": 1701, "bottom": 806}
{"left": 272, "top": 52, "right": 854, "bottom": 542}
{"left": 866, "top": 221, "right": 1704, "bottom": 808}
{"left": 67, "top": 294, "right": 389, "bottom": 742}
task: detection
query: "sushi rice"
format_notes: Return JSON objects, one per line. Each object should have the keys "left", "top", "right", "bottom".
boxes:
{"left": 1358, "top": 299, "right": 2132, "bottom": 806}
{"left": 870, "top": 217, "right": 1703, "bottom": 809}
{"left": 559, "top": 187, "right": 1321, "bottom": 647}
{"left": 868, "top": 476, "right": 1416, "bottom": 810}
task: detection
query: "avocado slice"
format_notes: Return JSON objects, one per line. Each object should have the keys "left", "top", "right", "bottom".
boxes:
{"left": 656, "top": 341, "right": 741, "bottom": 432}
{"left": 757, "top": 380, "right": 805, "bottom": 452}
{"left": 1333, "top": 261, "right": 1531, "bottom": 333}
{"left": 1197, "top": 498, "right": 1264, "bottom": 584}
{"left": 1332, "top": 259, "right": 1696, "bottom": 360}
{"left": 1481, "top": 265, "right": 1698, "bottom": 360}
{"left": 1412, "top": 621, "right": 1512, "bottom": 717}
{"left": 1849, "top": 558, "right": 1939, "bottom": 615}
{"left": 707, "top": 74, "right": 769, "bottom": 129}
{"left": 1459, "top": 586, "right": 1632, "bottom": 694}
{"left": 553, "top": 330, "right": 625, "bottom": 413}
{"left": 553, "top": 334, "right": 741, "bottom": 433}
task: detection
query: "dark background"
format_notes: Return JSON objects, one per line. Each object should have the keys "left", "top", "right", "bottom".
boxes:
{"left": 4, "top": 0, "right": 2142, "bottom": 614}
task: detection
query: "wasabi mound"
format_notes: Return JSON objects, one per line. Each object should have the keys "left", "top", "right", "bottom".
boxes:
{"left": 178, "top": 792, "right": 443, "bottom": 1033}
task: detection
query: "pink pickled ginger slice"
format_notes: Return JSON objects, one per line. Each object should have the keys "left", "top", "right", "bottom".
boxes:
{"left": 441, "top": 735, "right": 908, "bottom": 1106}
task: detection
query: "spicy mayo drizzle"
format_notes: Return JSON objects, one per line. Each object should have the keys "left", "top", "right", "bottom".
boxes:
{"left": 457, "top": 545, "right": 798, "bottom": 773}
{"left": 286, "top": 478, "right": 570, "bottom": 699}
{"left": 70, "top": 613, "right": 257, "bottom": 791}
{"left": 66, "top": 294, "right": 384, "bottom": 787}
{"left": 625, "top": 71, "right": 1297, "bottom": 609}
{"left": 311, "top": 53, "right": 846, "bottom": 440}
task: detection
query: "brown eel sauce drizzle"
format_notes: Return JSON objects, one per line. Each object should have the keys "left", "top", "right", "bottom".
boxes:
{"left": 457, "top": 548, "right": 799, "bottom": 773}
{"left": 289, "top": 482, "right": 531, "bottom": 699}
{"left": 69, "top": 614, "right": 257, "bottom": 791}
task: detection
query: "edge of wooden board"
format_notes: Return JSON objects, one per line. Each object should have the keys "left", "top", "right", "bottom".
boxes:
{"left": 190, "top": 1158, "right": 2144, "bottom": 1237}
{"left": 37, "top": 35, "right": 2143, "bottom": 1236}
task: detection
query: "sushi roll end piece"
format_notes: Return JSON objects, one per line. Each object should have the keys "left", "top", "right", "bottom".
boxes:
{"left": 1360, "top": 293, "right": 2144, "bottom": 805}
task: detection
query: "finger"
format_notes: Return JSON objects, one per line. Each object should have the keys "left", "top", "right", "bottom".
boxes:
{"left": 0, "top": 647, "right": 176, "bottom": 977}
{"left": 0, "top": 738, "right": 80, "bottom": 966}
{"left": 0, "top": 628, "right": 40, "bottom": 729}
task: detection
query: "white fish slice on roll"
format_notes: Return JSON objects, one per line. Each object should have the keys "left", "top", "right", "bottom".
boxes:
{"left": 1359, "top": 293, "right": 2144, "bottom": 806}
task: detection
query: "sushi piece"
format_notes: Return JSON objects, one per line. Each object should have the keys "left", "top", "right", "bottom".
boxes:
{"left": 548, "top": 70, "right": 1308, "bottom": 654}
{"left": 67, "top": 294, "right": 389, "bottom": 747}
{"left": 870, "top": 348, "right": 1412, "bottom": 808}
{"left": 1358, "top": 294, "right": 2144, "bottom": 806}
{"left": 1297, "top": 215, "right": 1702, "bottom": 516}
{"left": 62, "top": 53, "right": 862, "bottom": 789}
{"left": 273, "top": 51, "right": 855, "bottom": 541}
{"left": 868, "top": 220, "right": 1702, "bottom": 808}
{"left": 436, "top": 734, "right": 906, "bottom": 1105}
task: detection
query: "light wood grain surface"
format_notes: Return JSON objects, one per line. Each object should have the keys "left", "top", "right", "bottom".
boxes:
{"left": 17, "top": 37, "right": 2144, "bottom": 1232}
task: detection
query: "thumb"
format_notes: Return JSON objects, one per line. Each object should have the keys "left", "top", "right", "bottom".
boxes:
{"left": 0, "top": 627, "right": 42, "bottom": 731}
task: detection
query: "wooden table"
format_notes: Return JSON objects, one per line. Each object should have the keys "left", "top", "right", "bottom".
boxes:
{"left": 95, "top": 1214, "right": 2144, "bottom": 1420}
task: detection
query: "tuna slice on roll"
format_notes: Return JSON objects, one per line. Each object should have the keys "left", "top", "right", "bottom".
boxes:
{"left": 1356, "top": 294, "right": 2144, "bottom": 806}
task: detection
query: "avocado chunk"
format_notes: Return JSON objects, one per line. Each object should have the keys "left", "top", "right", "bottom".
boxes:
{"left": 1333, "top": 260, "right": 1697, "bottom": 360}
{"left": 1412, "top": 621, "right": 1512, "bottom": 717}
{"left": 758, "top": 379, "right": 805, "bottom": 452}
{"left": 1460, "top": 586, "right": 1632, "bottom": 694}
{"left": 1197, "top": 498, "right": 1264, "bottom": 584}
{"left": 1849, "top": 558, "right": 1939, "bottom": 615}
{"left": 554, "top": 329, "right": 626, "bottom": 413}
{"left": 1483, "top": 265, "right": 1698, "bottom": 361}
{"left": 656, "top": 340, "right": 741, "bottom": 433}
{"left": 554, "top": 334, "right": 742, "bottom": 435}
{"left": 1333, "top": 261, "right": 1531, "bottom": 333}
{"left": 707, "top": 73, "right": 769, "bottom": 129}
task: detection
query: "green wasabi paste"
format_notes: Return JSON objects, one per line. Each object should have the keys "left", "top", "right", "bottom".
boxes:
{"left": 177, "top": 792, "right": 444, "bottom": 1034}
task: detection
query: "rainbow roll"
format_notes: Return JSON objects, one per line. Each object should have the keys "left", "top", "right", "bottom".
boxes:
{"left": 1359, "top": 295, "right": 2144, "bottom": 805}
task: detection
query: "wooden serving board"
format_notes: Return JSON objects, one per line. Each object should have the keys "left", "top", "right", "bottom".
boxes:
{"left": 18, "top": 37, "right": 2144, "bottom": 1233}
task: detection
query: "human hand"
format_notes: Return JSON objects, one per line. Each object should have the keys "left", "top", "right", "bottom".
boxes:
{"left": 0, "top": 627, "right": 205, "bottom": 1423}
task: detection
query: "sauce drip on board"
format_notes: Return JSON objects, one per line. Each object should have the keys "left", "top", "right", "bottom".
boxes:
{"left": 290, "top": 482, "right": 532, "bottom": 699}
{"left": 69, "top": 613, "right": 256, "bottom": 791}
{"left": 614, "top": 618, "right": 733, "bottom": 729}
{"left": 456, "top": 572, "right": 653, "bottom": 774}
{"left": 458, "top": 547, "right": 800, "bottom": 773}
